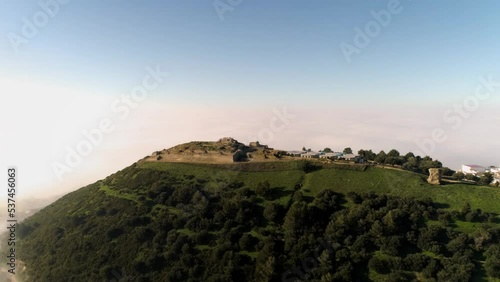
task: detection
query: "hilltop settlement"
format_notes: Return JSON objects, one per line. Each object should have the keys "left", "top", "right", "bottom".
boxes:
{"left": 144, "top": 137, "right": 500, "bottom": 187}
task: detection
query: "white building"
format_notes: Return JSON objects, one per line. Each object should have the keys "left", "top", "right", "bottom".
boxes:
{"left": 319, "top": 152, "right": 342, "bottom": 159}
{"left": 461, "top": 164, "right": 486, "bottom": 175}
{"left": 340, "top": 153, "right": 358, "bottom": 161}
{"left": 487, "top": 166, "right": 500, "bottom": 185}
{"left": 301, "top": 152, "right": 320, "bottom": 158}
{"left": 486, "top": 166, "right": 500, "bottom": 174}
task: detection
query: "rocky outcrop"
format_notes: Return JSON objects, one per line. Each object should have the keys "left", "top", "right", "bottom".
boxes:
{"left": 427, "top": 168, "right": 443, "bottom": 185}
{"left": 218, "top": 137, "right": 238, "bottom": 144}
{"left": 143, "top": 137, "right": 283, "bottom": 164}
{"left": 232, "top": 149, "right": 247, "bottom": 162}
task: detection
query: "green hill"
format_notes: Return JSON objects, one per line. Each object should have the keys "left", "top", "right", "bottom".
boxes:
{"left": 140, "top": 160, "right": 500, "bottom": 217}
{"left": 13, "top": 159, "right": 500, "bottom": 281}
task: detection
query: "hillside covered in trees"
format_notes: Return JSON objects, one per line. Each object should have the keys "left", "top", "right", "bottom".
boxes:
{"left": 13, "top": 158, "right": 500, "bottom": 281}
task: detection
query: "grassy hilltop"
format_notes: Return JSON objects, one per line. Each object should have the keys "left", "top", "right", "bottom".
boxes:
{"left": 140, "top": 160, "right": 500, "bottom": 220}
{"left": 12, "top": 140, "right": 500, "bottom": 281}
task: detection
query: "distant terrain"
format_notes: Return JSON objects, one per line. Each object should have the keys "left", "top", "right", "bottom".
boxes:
{"left": 11, "top": 139, "right": 500, "bottom": 281}
{"left": 0, "top": 196, "right": 60, "bottom": 226}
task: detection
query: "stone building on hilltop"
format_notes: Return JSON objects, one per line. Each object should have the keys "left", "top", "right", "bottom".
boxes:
{"left": 249, "top": 141, "right": 273, "bottom": 150}
{"left": 218, "top": 137, "right": 238, "bottom": 144}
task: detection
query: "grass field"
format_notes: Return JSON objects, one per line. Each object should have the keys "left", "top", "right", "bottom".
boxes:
{"left": 140, "top": 161, "right": 500, "bottom": 218}
{"left": 100, "top": 184, "right": 140, "bottom": 203}
{"left": 302, "top": 166, "right": 500, "bottom": 215}
{"left": 139, "top": 161, "right": 305, "bottom": 207}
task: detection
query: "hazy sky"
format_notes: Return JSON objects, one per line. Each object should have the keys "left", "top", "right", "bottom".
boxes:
{"left": 1, "top": 1, "right": 500, "bottom": 198}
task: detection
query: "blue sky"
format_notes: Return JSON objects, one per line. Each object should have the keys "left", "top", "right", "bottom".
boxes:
{"left": 2, "top": 0, "right": 500, "bottom": 105}
{"left": 1, "top": 1, "right": 500, "bottom": 197}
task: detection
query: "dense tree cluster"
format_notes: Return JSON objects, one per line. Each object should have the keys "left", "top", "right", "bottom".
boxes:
{"left": 14, "top": 164, "right": 500, "bottom": 281}
{"left": 453, "top": 171, "right": 497, "bottom": 186}
{"left": 358, "top": 149, "right": 449, "bottom": 175}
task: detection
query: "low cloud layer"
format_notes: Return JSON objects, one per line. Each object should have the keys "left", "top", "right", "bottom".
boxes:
{"left": 1, "top": 78, "right": 499, "bottom": 198}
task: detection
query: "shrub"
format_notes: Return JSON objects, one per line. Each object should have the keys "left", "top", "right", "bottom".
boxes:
{"left": 239, "top": 233, "right": 256, "bottom": 251}
{"left": 368, "top": 256, "right": 391, "bottom": 274}
{"left": 404, "top": 253, "right": 430, "bottom": 271}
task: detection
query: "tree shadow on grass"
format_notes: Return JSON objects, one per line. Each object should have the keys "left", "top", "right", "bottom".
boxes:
{"left": 335, "top": 192, "right": 348, "bottom": 206}
{"left": 489, "top": 213, "right": 500, "bottom": 224}
{"left": 266, "top": 187, "right": 293, "bottom": 201}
